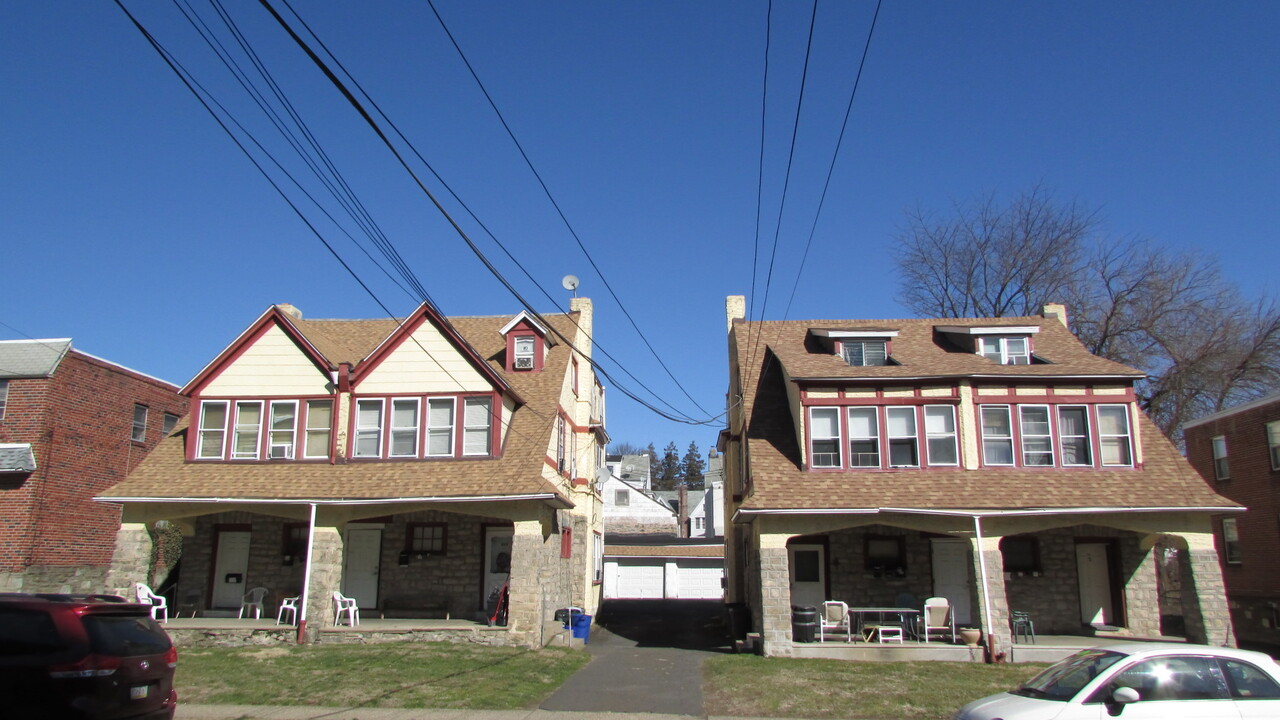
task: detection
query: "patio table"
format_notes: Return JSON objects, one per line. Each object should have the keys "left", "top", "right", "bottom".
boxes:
{"left": 848, "top": 607, "right": 921, "bottom": 641}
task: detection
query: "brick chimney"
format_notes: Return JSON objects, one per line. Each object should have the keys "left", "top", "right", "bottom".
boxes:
{"left": 726, "top": 295, "right": 746, "bottom": 333}
{"left": 275, "top": 303, "right": 303, "bottom": 320}
{"left": 1042, "top": 303, "right": 1068, "bottom": 328}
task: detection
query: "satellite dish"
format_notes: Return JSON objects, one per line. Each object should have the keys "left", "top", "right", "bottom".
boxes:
{"left": 561, "top": 274, "right": 580, "bottom": 292}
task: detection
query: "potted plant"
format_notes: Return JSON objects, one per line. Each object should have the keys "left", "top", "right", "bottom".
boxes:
{"left": 958, "top": 626, "right": 982, "bottom": 647}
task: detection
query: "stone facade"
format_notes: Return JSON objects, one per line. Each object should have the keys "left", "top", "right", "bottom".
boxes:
{"left": 105, "top": 522, "right": 153, "bottom": 598}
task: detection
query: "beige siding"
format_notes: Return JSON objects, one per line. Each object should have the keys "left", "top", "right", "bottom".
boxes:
{"left": 203, "top": 325, "right": 332, "bottom": 396}
{"left": 358, "top": 324, "right": 491, "bottom": 393}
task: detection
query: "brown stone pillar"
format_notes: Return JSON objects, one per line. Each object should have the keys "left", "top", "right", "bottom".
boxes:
{"left": 104, "top": 523, "right": 153, "bottom": 599}
{"left": 758, "top": 534, "right": 794, "bottom": 657}
{"left": 1175, "top": 531, "right": 1235, "bottom": 646}
{"left": 302, "top": 526, "right": 343, "bottom": 636}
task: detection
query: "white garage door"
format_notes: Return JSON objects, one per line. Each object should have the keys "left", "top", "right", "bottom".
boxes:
{"left": 608, "top": 562, "right": 665, "bottom": 599}
{"left": 675, "top": 562, "right": 724, "bottom": 599}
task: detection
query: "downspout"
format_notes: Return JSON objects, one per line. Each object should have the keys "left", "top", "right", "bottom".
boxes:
{"left": 973, "top": 514, "right": 996, "bottom": 662}
{"left": 297, "top": 503, "right": 317, "bottom": 644}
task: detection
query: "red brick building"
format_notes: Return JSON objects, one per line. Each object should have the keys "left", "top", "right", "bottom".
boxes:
{"left": 1185, "top": 392, "right": 1280, "bottom": 649}
{"left": 0, "top": 339, "right": 186, "bottom": 593}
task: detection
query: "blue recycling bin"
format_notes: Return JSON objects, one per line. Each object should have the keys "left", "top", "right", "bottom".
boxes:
{"left": 571, "top": 613, "right": 592, "bottom": 643}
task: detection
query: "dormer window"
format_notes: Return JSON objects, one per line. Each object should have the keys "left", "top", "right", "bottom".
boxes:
{"left": 513, "top": 336, "right": 535, "bottom": 370}
{"left": 500, "top": 311, "right": 552, "bottom": 373}
{"left": 841, "top": 340, "right": 888, "bottom": 367}
{"left": 977, "top": 336, "right": 1031, "bottom": 365}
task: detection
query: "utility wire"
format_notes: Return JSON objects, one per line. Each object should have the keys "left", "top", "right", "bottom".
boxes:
{"left": 273, "top": 0, "right": 707, "bottom": 424}
{"left": 781, "top": 0, "right": 882, "bottom": 320}
{"left": 422, "top": 0, "right": 713, "bottom": 418}
{"left": 257, "top": 0, "right": 712, "bottom": 425}
{"left": 742, "top": 0, "right": 819, "bottom": 394}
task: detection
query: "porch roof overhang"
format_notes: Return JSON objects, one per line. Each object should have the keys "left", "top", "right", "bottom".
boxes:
{"left": 732, "top": 504, "right": 1244, "bottom": 522}
{"left": 93, "top": 492, "right": 574, "bottom": 509}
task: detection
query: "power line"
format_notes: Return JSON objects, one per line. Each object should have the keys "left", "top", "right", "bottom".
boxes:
{"left": 259, "top": 0, "right": 716, "bottom": 425}
{"left": 270, "top": 0, "right": 709, "bottom": 424}
{"left": 420, "top": 0, "right": 714, "bottom": 419}
{"left": 742, "top": 0, "right": 820, "bottom": 394}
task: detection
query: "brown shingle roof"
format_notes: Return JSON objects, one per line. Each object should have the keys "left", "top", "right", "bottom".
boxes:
{"left": 748, "top": 315, "right": 1142, "bottom": 381}
{"left": 732, "top": 314, "right": 1235, "bottom": 512}
{"left": 101, "top": 312, "right": 579, "bottom": 503}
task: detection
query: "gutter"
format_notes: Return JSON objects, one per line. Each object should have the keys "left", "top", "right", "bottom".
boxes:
{"left": 731, "top": 504, "right": 1243, "bottom": 522}
{"left": 93, "top": 492, "right": 575, "bottom": 509}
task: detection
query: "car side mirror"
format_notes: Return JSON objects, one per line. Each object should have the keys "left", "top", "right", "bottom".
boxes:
{"left": 1111, "top": 686, "right": 1140, "bottom": 705}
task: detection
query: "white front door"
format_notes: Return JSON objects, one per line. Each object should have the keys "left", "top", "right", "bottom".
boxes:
{"left": 931, "top": 539, "right": 973, "bottom": 625}
{"left": 788, "top": 544, "right": 825, "bottom": 609}
{"left": 483, "top": 527, "right": 514, "bottom": 609}
{"left": 1077, "top": 542, "right": 1114, "bottom": 625}
{"left": 211, "top": 530, "right": 251, "bottom": 609}
{"left": 341, "top": 527, "right": 382, "bottom": 609}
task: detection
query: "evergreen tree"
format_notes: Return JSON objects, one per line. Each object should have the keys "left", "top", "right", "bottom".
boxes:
{"left": 653, "top": 441, "right": 681, "bottom": 491}
{"left": 644, "top": 443, "right": 660, "bottom": 476}
{"left": 680, "top": 442, "right": 705, "bottom": 489}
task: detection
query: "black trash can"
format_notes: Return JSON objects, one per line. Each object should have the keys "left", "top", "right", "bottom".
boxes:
{"left": 725, "top": 602, "right": 750, "bottom": 641}
{"left": 791, "top": 604, "right": 818, "bottom": 643}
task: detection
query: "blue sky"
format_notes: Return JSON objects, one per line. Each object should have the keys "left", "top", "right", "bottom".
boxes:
{"left": 3, "top": 2, "right": 1278, "bottom": 456}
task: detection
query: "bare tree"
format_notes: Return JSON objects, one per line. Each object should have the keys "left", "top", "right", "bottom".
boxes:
{"left": 895, "top": 187, "right": 1280, "bottom": 440}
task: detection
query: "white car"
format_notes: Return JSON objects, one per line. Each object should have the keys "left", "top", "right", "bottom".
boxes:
{"left": 954, "top": 642, "right": 1280, "bottom": 720}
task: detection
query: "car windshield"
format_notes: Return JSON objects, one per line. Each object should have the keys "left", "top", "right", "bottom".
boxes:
{"left": 1012, "top": 649, "right": 1126, "bottom": 702}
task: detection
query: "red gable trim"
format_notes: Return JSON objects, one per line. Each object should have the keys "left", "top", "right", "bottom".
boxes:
{"left": 180, "top": 306, "right": 334, "bottom": 397}
{"left": 351, "top": 303, "right": 522, "bottom": 405}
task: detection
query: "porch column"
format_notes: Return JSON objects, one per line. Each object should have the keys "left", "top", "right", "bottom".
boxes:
{"left": 758, "top": 533, "right": 794, "bottom": 657}
{"left": 303, "top": 526, "right": 343, "bottom": 634}
{"left": 1122, "top": 537, "right": 1163, "bottom": 638}
{"left": 104, "top": 522, "right": 153, "bottom": 598}
{"left": 505, "top": 519, "right": 546, "bottom": 648}
{"left": 969, "top": 534, "right": 1012, "bottom": 658}
{"left": 1173, "top": 531, "right": 1236, "bottom": 647}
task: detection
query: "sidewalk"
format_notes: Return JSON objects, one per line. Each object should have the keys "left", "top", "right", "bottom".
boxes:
{"left": 178, "top": 707, "right": 787, "bottom": 720}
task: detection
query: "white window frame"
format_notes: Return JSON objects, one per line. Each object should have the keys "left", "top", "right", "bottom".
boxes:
{"left": 886, "top": 406, "right": 919, "bottom": 468}
{"left": 1019, "top": 405, "right": 1054, "bottom": 466}
{"left": 978, "top": 336, "right": 1031, "bottom": 365}
{"left": 462, "top": 397, "right": 493, "bottom": 456}
{"left": 231, "top": 400, "right": 263, "bottom": 460}
{"left": 809, "top": 407, "right": 842, "bottom": 468}
{"left": 196, "top": 400, "right": 228, "bottom": 459}
{"left": 0, "top": 379, "right": 7, "bottom": 420}
{"left": 1222, "top": 517, "right": 1241, "bottom": 564}
{"left": 1212, "top": 435, "right": 1230, "bottom": 480}
{"left": 1097, "top": 404, "right": 1134, "bottom": 467}
{"left": 389, "top": 398, "right": 420, "bottom": 458}
{"left": 841, "top": 340, "right": 888, "bottom": 367}
{"left": 924, "top": 405, "right": 959, "bottom": 466}
{"left": 1268, "top": 421, "right": 1280, "bottom": 472}
{"left": 354, "top": 398, "right": 384, "bottom": 458}
{"left": 513, "top": 335, "right": 536, "bottom": 370}
{"left": 131, "top": 404, "right": 148, "bottom": 443}
{"left": 981, "top": 405, "right": 1015, "bottom": 466}
{"left": 614, "top": 489, "right": 630, "bottom": 506}
{"left": 426, "top": 397, "right": 456, "bottom": 457}
{"left": 303, "top": 399, "right": 333, "bottom": 459}
{"left": 162, "top": 412, "right": 180, "bottom": 436}
{"left": 847, "top": 406, "right": 880, "bottom": 468}
{"left": 268, "top": 400, "right": 298, "bottom": 459}
{"left": 1057, "top": 405, "right": 1092, "bottom": 466}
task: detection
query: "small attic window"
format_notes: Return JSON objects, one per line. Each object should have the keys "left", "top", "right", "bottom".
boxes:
{"left": 513, "top": 336, "right": 536, "bottom": 370}
{"left": 977, "top": 336, "right": 1031, "bottom": 365}
{"left": 841, "top": 340, "right": 888, "bottom": 367}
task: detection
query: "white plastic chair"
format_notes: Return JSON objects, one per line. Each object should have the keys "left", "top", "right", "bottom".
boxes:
{"left": 818, "top": 601, "right": 852, "bottom": 642}
{"left": 333, "top": 591, "right": 359, "bottom": 626}
{"left": 276, "top": 596, "right": 300, "bottom": 625}
{"left": 922, "top": 596, "right": 956, "bottom": 643}
{"left": 135, "top": 582, "right": 168, "bottom": 623}
{"left": 238, "top": 587, "right": 269, "bottom": 619}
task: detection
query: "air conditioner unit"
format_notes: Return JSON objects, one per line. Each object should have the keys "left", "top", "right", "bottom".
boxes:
{"left": 514, "top": 355, "right": 534, "bottom": 369}
{"left": 269, "top": 444, "right": 294, "bottom": 459}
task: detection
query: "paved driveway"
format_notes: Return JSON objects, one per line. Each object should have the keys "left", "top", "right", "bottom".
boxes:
{"left": 540, "top": 599, "right": 731, "bottom": 716}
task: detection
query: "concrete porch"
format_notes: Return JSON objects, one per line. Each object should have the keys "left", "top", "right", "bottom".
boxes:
{"left": 788, "top": 633, "right": 1187, "bottom": 663}
{"left": 158, "top": 616, "right": 515, "bottom": 648}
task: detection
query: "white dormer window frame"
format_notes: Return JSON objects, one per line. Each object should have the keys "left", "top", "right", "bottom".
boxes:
{"left": 977, "top": 336, "right": 1032, "bottom": 365}
{"left": 840, "top": 340, "right": 889, "bottom": 366}
{"left": 513, "top": 335, "right": 536, "bottom": 370}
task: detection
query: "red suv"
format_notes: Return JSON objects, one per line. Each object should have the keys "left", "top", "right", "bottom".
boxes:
{"left": 0, "top": 593, "right": 177, "bottom": 719}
